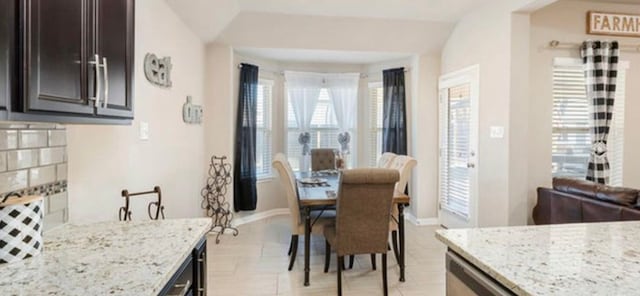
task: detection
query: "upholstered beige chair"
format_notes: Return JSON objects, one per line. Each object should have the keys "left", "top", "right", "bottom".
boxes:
{"left": 387, "top": 155, "right": 417, "bottom": 261}
{"left": 272, "top": 153, "right": 335, "bottom": 270}
{"left": 323, "top": 168, "right": 399, "bottom": 296}
{"left": 377, "top": 152, "right": 396, "bottom": 168}
{"left": 311, "top": 148, "right": 337, "bottom": 171}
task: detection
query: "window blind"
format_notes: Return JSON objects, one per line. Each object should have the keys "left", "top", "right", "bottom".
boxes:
{"left": 439, "top": 83, "right": 472, "bottom": 220}
{"left": 368, "top": 83, "right": 384, "bottom": 167}
{"left": 256, "top": 80, "right": 273, "bottom": 177}
{"left": 551, "top": 58, "right": 628, "bottom": 186}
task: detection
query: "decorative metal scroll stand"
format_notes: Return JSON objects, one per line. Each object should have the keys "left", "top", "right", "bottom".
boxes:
{"left": 119, "top": 186, "right": 166, "bottom": 221}
{"left": 201, "top": 156, "right": 239, "bottom": 244}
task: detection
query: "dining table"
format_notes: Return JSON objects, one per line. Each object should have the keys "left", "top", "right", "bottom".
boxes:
{"left": 295, "top": 170, "right": 411, "bottom": 287}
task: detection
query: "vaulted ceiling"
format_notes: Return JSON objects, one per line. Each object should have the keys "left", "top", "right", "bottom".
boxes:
{"left": 164, "top": 0, "right": 570, "bottom": 62}
{"left": 165, "top": 0, "right": 495, "bottom": 44}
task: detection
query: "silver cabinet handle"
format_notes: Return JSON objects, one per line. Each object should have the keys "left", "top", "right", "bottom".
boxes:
{"left": 89, "top": 54, "right": 101, "bottom": 108}
{"left": 102, "top": 57, "right": 109, "bottom": 108}
{"left": 168, "top": 280, "right": 191, "bottom": 296}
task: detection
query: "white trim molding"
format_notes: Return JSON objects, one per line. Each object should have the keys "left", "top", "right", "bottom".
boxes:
{"left": 405, "top": 213, "right": 439, "bottom": 226}
{"left": 231, "top": 208, "right": 290, "bottom": 227}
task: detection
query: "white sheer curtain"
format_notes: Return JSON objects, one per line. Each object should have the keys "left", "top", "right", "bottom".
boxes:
{"left": 285, "top": 71, "right": 324, "bottom": 171}
{"left": 326, "top": 73, "right": 359, "bottom": 154}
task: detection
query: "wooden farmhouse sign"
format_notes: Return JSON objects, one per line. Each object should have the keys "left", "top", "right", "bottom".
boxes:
{"left": 588, "top": 11, "right": 640, "bottom": 37}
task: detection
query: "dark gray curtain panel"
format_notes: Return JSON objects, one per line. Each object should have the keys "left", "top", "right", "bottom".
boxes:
{"left": 382, "top": 68, "right": 407, "bottom": 155}
{"left": 234, "top": 63, "right": 259, "bottom": 211}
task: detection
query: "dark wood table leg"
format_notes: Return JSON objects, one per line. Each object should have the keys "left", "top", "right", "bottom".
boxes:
{"left": 398, "top": 203, "right": 406, "bottom": 282}
{"left": 304, "top": 206, "right": 311, "bottom": 286}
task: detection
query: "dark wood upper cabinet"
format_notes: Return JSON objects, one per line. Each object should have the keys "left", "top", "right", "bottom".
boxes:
{"left": 17, "top": 0, "right": 134, "bottom": 122}
{"left": 94, "top": 0, "right": 134, "bottom": 118}
{"left": 0, "top": 0, "right": 15, "bottom": 112}
{"left": 24, "top": 0, "right": 94, "bottom": 115}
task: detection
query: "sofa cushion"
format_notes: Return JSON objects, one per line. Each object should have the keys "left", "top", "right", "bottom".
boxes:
{"left": 552, "top": 178, "right": 598, "bottom": 199}
{"left": 596, "top": 186, "right": 639, "bottom": 206}
{"left": 552, "top": 177, "right": 639, "bottom": 206}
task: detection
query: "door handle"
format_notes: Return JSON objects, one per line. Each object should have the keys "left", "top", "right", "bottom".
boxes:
{"left": 89, "top": 54, "right": 102, "bottom": 108}
{"left": 102, "top": 57, "right": 109, "bottom": 108}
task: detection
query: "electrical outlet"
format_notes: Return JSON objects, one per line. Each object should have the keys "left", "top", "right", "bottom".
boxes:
{"left": 140, "top": 122, "right": 149, "bottom": 140}
{"left": 490, "top": 126, "right": 505, "bottom": 139}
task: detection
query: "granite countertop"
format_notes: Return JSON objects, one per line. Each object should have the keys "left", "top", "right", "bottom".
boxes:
{"left": 0, "top": 218, "right": 212, "bottom": 296}
{"left": 436, "top": 221, "right": 640, "bottom": 296}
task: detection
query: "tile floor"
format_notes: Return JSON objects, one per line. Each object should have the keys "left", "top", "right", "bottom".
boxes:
{"left": 207, "top": 215, "right": 447, "bottom": 295}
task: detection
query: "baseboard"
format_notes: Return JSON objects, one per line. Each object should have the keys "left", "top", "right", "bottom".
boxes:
{"left": 229, "top": 208, "right": 438, "bottom": 227}
{"left": 405, "top": 213, "right": 439, "bottom": 226}
{"left": 231, "top": 208, "right": 290, "bottom": 227}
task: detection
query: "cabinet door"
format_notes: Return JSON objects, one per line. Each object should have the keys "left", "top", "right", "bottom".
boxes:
{"left": 0, "top": 0, "right": 14, "bottom": 111}
{"left": 94, "top": 0, "right": 134, "bottom": 118}
{"left": 23, "top": 0, "right": 94, "bottom": 115}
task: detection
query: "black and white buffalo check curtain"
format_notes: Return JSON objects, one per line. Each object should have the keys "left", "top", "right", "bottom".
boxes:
{"left": 581, "top": 41, "right": 619, "bottom": 185}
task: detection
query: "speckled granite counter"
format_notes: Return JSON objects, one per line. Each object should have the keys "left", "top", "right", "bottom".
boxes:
{"left": 0, "top": 218, "right": 212, "bottom": 296}
{"left": 436, "top": 221, "right": 640, "bottom": 296}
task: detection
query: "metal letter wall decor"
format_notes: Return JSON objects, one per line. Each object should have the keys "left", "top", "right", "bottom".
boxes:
{"left": 201, "top": 155, "right": 239, "bottom": 244}
{"left": 144, "top": 53, "right": 173, "bottom": 88}
{"left": 182, "top": 96, "right": 203, "bottom": 124}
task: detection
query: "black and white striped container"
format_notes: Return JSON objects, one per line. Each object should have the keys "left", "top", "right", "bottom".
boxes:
{"left": 0, "top": 195, "right": 44, "bottom": 264}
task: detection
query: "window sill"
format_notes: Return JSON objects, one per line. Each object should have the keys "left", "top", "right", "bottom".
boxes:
{"left": 257, "top": 175, "right": 275, "bottom": 183}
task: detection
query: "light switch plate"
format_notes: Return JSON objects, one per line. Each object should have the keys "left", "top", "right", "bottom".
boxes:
{"left": 490, "top": 126, "right": 505, "bottom": 139}
{"left": 140, "top": 122, "right": 149, "bottom": 140}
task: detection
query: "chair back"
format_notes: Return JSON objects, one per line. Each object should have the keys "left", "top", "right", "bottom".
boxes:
{"left": 389, "top": 155, "right": 417, "bottom": 192}
{"left": 311, "top": 148, "right": 337, "bottom": 171}
{"left": 335, "top": 168, "right": 399, "bottom": 256}
{"left": 273, "top": 153, "right": 301, "bottom": 229}
{"left": 377, "top": 152, "right": 396, "bottom": 168}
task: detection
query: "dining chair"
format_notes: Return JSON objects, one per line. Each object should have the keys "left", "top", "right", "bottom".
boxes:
{"left": 323, "top": 168, "right": 399, "bottom": 296}
{"left": 387, "top": 155, "right": 417, "bottom": 262}
{"left": 311, "top": 148, "right": 337, "bottom": 171}
{"left": 377, "top": 152, "right": 396, "bottom": 168}
{"left": 272, "top": 153, "right": 336, "bottom": 271}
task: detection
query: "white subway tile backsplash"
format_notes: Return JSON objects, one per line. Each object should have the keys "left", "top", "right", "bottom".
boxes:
{"left": 40, "top": 147, "right": 65, "bottom": 166}
{"left": 29, "top": 165, "right": 56, "bottom": 187}
{"left": 0, "top": 130, "right": 18, "bottom": 150}
{"left": 0, "top": 123, "right": 27, "bottom": 129}
{"left": 56, "top": 164, "right": 67, "bottom": 181}
{"left": 0, "top": 170, "right": 28, "bottom": 193}
{"left": 0, "top": 152, "right": 6, "bottom": 172}
{"left": 48, "top": 130, "right": 66, "bottom": 147}
{"left": 48, "top": 192, "right": 67, "bottom": 212}
{"left": 1, "top": 124, "right": 68, "bottom": 227}
{"left": 7, "top": 149, "right": 38, "bottom": 170}
{"left": 19, "top": 130, "right": 48, "bottom": 148}
{"left": 44, "top": 210, "right": 65, "bottom": 231}
{"left": 28, "top": 123, "right": 57, "bottom": 130}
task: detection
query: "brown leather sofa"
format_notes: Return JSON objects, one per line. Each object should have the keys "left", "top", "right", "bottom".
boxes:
{"left": 533, "top": 178, "right": 640, "bottom": 224}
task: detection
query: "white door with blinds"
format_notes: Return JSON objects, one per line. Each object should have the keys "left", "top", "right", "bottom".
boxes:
{"left": 438, "top": 65, "right": 479, "bottom": 229}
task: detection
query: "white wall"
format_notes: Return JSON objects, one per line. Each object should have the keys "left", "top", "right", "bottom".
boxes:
{"left": 440, "top": 0, "right": 538, "bottom": 227}
{"left": 67, "top": 0, "right": 206, "bottom": 223}
{"left": 528, "top": 0, "right": 640, "bottom": 220}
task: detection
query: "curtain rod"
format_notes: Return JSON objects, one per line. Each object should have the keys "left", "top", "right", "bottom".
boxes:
{"left": 548, "top": 40, "right": 640, "bottom": 53}
{"left": 237, "top": 64, "right": 411, "bottom": 79}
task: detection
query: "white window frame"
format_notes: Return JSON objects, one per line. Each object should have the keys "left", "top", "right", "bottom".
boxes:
{"left": 367, "top": 82, "right": 384, "bottom": 167}
{"left": 551, "top": 57, "right": 629, "bottom": 186}
{"left": 256, "top": 79, "right": 274, "bottom": 179}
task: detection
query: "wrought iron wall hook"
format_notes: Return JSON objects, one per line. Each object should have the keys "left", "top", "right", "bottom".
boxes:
{"left": 201, "top": 155, "right": 239, "bottom": 243}
{"left": 119, "top": 186, "right": 165, "bottom": 221}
